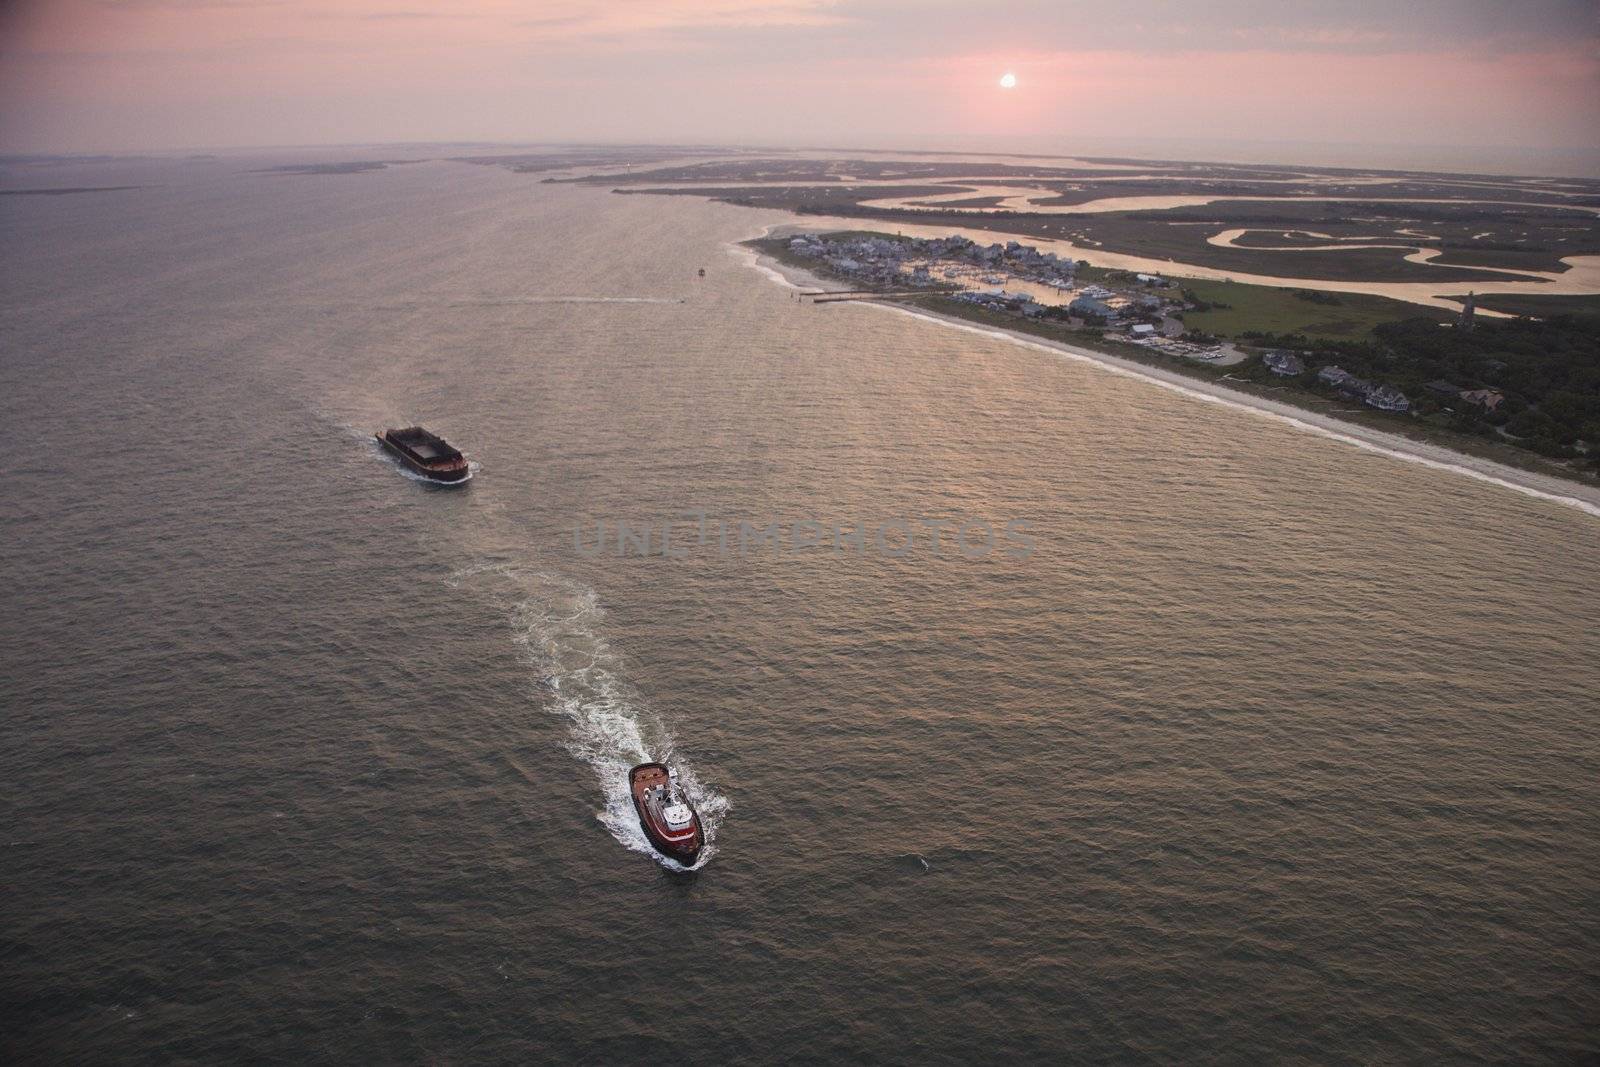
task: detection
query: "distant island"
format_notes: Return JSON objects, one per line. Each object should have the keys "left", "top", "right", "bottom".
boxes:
{"left": 251, "top": 161, "right": 393, "bottom": 175}
{"left": 558, "top": 153, "right": 1600, "bottom": 289}
{"left": 1, "top": 186, "right": 143, "bottom": 196}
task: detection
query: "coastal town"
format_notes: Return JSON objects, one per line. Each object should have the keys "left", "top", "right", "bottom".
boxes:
{"left": 777, "top": 232, "right": 1439, "bottom": 417}
{"left": 784, "top": 230, "right": 1188, "bottom": 336}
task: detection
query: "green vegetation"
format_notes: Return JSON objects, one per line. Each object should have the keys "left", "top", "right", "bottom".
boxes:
{"left": 1237, "top": 315, "right": 1600, "bottom": 466}
{"left": 1445, "top": 293, "right": 1600, "bottom": 320}
{"left": 1179, "top": 278, "right": 1449, "bottom": 341}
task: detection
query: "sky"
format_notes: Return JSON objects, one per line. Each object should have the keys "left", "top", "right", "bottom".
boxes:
{"left": 1, "top": 0, "right": 1597, "bottom": 161}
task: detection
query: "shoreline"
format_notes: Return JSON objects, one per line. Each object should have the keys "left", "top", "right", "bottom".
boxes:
{"left": 732, "top": 234, "right": 1600, "bottom": 519}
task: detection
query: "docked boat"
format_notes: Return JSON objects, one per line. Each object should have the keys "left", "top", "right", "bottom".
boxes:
{"left": 629, "top": 762, "right": 704, "bottom": 865}
{"left": 375, "top": 426, "right": 469, "bottom": 483}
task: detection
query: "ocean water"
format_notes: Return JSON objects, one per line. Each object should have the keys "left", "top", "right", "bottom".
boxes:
{"left": 2, "top": 156, "right": 1598, "bottom": 1064}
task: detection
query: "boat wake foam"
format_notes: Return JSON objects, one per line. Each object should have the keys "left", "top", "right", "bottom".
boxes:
{"left": 447, "top": 563, "right": 726, "bottom": 871}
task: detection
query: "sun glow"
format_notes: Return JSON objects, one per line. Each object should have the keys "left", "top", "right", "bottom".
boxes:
{"left": 998, "top": 72, "right": 1017, "bottom": 89}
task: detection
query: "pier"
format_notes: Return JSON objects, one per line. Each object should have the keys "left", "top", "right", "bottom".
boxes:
{"left": 802, "top": 287, "right": 961, "bottom": 304}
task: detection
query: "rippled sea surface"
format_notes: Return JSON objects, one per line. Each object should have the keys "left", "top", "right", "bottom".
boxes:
{"left": 3, "top": 156, "right": 1598, "bottom": 1064}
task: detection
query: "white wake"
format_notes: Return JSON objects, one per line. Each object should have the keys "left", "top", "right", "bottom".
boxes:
{"left": 448, "top": 563, "right": 726, "bottom": 871}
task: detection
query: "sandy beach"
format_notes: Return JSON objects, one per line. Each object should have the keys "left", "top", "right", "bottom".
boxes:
{"left": 734, "top": 240, "right": 1600, "bottom": 520}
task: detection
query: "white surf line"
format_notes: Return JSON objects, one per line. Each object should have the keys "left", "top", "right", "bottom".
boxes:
{"left": 731, "top": 233, "right": 1599, "bottom": 520}
{"left": 727, "top": 238, "right": 836, "bottom": 294}
{"left": 880, "top": 304, "right": 1600, "bottom": 520}
{"left": 446, "top": 297, "right": 682, "bottom": 305}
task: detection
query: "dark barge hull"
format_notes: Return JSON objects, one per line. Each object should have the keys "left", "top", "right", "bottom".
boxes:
{"left": 630, "top": 762, "right": 704, "bottom": 865}
{"left": 375, "top": 431, "right": 469, "bottom": 483}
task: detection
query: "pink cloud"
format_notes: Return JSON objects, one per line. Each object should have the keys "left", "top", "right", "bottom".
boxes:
{"left": 1, "top": 0, "right": 1595, "bottom": 157}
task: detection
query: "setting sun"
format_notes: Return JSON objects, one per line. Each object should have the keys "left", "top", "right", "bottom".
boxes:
{"left": 999, "top": 72, "right": 1017, "bottom": 89}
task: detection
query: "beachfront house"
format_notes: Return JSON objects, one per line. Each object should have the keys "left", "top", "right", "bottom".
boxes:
{"left": 1365, "top": 384, "right": 1411, "bottom": 413}
{"left": 1263, "top": 351, "right": 1305, "bottom": 376}
{"left": 1318, "top": 365, "right": 1372, "bottom": 398}
{"left": 1128, "top": 323, "right": 1157, "bottom": 338}
{"left": 1460, "top": 388, "right": 1505, "bottom": 411}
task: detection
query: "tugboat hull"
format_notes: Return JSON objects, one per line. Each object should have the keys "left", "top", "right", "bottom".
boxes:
{"left": 629, "top": 762, "right": 704, "bottom": 865}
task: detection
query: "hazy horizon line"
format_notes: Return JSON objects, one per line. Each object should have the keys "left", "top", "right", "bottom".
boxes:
{"left": 6, "top": 135, "right": 1598, "bottom": 181}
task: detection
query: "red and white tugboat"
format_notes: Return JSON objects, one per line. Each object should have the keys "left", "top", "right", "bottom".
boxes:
{"left": 629, "top": 763, "right": 704, "bottom": 865}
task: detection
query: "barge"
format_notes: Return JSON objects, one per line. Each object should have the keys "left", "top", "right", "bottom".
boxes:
{"left": 375, "top": 426, "right": 469, "bottom": 483}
